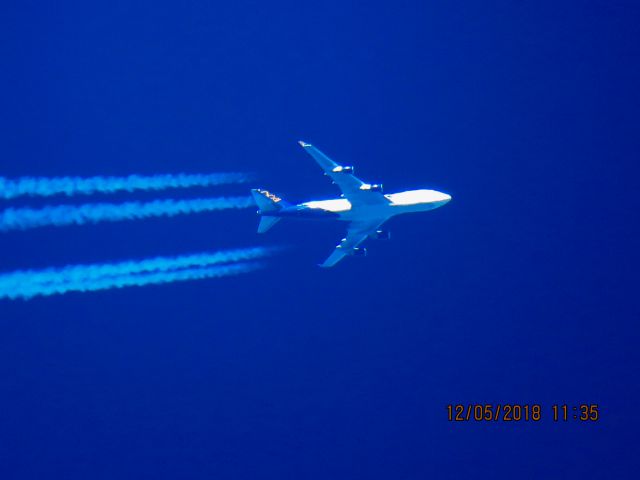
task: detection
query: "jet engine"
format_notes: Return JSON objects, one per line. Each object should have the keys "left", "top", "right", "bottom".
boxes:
{"left": 370, "top": 230, "right": 391, "bottom": 240}
{"left": 332, "top": 165, "right": 354, "bottom": 174}
{"left": 360, "top": 183, "right": 383, "bottom": 192}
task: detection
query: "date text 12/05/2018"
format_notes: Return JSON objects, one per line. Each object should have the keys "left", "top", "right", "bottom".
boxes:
{"left": 446, "top": 404, "right": 599, "bottom": 422}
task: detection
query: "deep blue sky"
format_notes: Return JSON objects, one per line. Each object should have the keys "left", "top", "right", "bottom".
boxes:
{"left": 1, "top": 1, "right": 639, "bottom": 478}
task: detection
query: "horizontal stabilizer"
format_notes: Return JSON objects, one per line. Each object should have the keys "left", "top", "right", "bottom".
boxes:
{"left": 257, "top": 215, "right": 281, "bottom": 233}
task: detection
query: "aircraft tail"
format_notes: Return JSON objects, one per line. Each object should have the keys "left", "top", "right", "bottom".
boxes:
{"left": 257, "top": 215, "right": 281, "bottom": 233}
{"left": 251, "top": 189, "right": 288, "bottom": 233}
{"left": 251, "top": 189, "right": 285, "bottom": 212}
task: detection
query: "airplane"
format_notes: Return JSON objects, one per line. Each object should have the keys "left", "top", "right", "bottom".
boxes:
{"left": 251, "top": 141, "right": 452, "bottom": 267}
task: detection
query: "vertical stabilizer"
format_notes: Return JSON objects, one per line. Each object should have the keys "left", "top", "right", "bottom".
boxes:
{"left": 251, "top": 189, "right": 286, "bottom": 212}
{"left": 251, "top": 189, "right": 288, "bottom": 233}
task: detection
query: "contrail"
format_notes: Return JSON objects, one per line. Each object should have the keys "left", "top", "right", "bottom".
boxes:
{"left": 0, "top": 173, "right": 252, "bottom": 199}
{"left": 0, "top": 246, "right": 276, "bottom": 290}
{"left": 0, "top": 196, "right": 254, "bottom": 231}
{"left": 0, "top": 262, "right": 263, "bottom": 300}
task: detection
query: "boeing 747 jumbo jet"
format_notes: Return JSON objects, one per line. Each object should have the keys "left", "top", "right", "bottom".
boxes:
{"left": 251, "top": 141, "right": 452, "bottom": 267}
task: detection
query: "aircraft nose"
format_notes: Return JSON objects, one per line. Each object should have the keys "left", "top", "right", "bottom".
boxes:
{"left": 440, "top": 193, "right": 452, "bottom": 204}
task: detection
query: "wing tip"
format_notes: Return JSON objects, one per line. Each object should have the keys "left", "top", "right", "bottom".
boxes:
{"left": 298, "top": 140, "right": 312, "bottom": 148}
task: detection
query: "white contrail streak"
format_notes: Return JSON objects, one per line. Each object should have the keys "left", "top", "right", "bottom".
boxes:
{"left": 0, "top": 246, "right": 276, "bottom": 291}
{"left": 0, "top": 196, "right": 254, "bottom": 231}
{"left": 0, "top": 173, "right": 252, "bottom": 199}
{"left": 0, "top": 262, "right": 263, "bottom": 300}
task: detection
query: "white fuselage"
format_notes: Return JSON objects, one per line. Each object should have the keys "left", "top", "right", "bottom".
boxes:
{"left": 300, "top": 189, "right": 451, "bottom": 222}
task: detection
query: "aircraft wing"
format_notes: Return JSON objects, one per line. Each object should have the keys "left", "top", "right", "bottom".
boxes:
{"left": 298, "top": 141, "right": 388, "bottom": 207}
{"left": 320, "top": 218, "right": 387, "bottom": 268}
